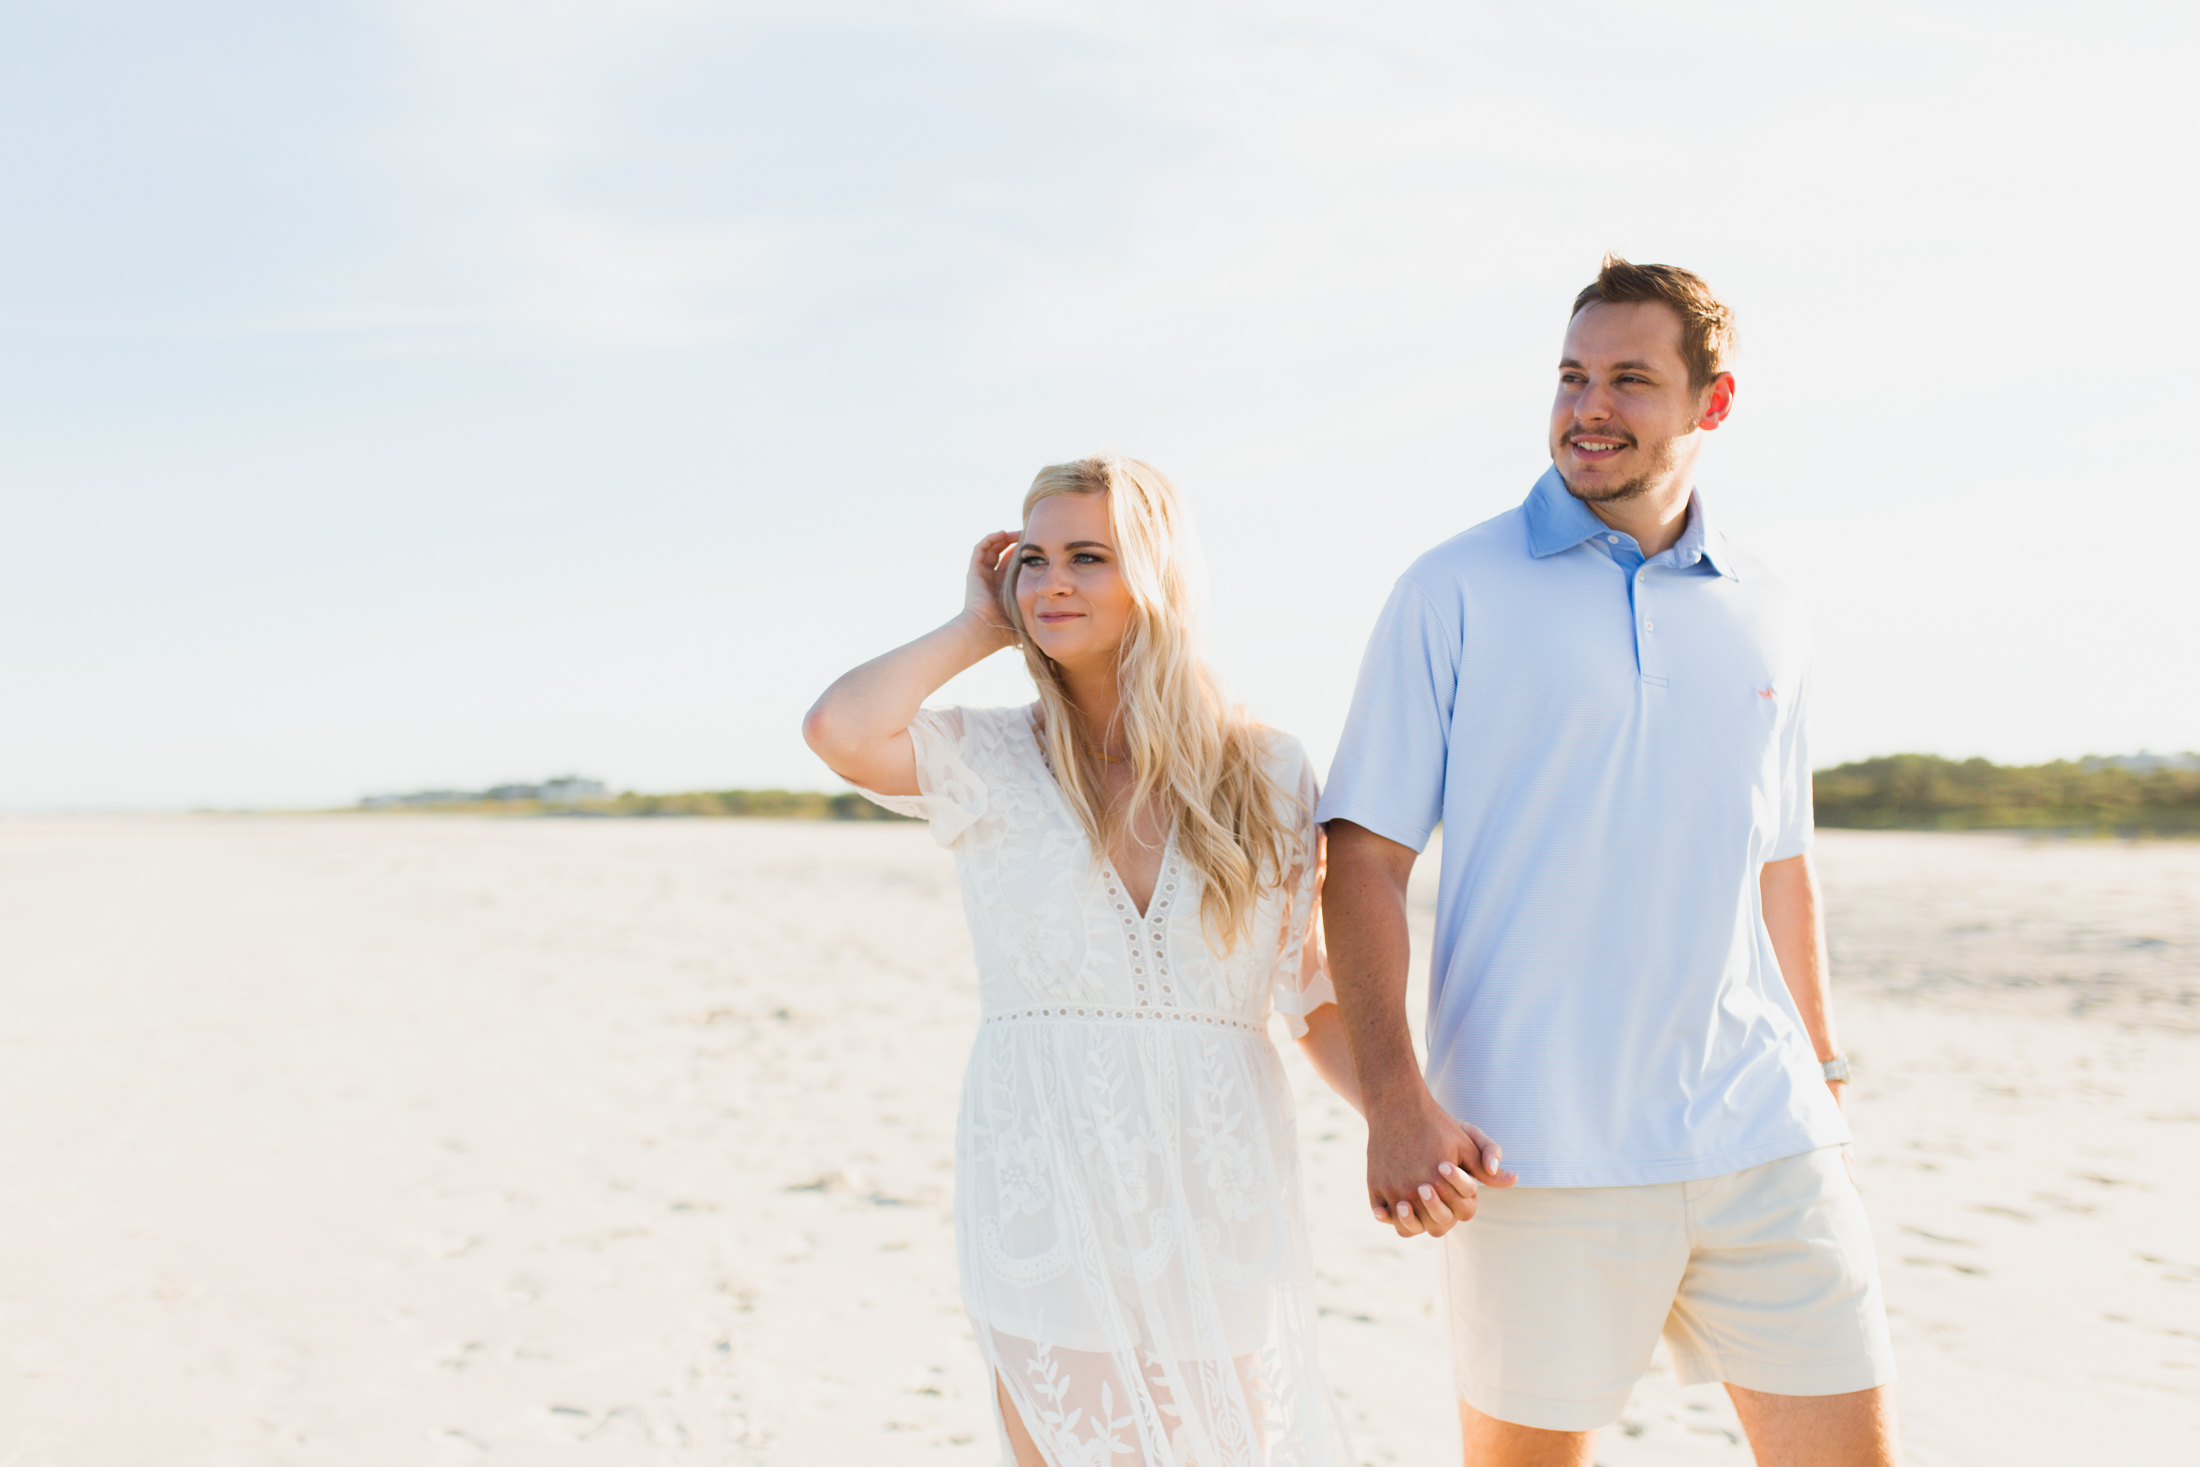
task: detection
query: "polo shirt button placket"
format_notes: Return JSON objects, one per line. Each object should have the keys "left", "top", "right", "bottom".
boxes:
{"left": 1637, "top": 570, "right": 1668, "bottom": 688}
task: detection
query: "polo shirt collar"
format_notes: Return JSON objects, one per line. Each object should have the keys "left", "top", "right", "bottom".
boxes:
{"left": 1523, "top": 466, "right": 1742, "bottom": 581}
{"left": 1677, "top": 494, "right": 1743, "bottom": 581}
{"left": 1523, "top": 467, "right": 1611, "bottom": 558}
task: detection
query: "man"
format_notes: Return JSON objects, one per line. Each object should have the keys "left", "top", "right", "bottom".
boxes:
{"left": 1318, "top": 257, "right": 1897, "bottom": 1466}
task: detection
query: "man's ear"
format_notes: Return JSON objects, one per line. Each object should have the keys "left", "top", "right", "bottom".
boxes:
{"left": 1697, "top": 372, "right": 1737, "bottom": 431}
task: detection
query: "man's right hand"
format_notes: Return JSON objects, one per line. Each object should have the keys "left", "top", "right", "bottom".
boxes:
{"left": 1367, "top": 1087, "right": 1516, "bottom": 1238}
{"left": 1323, "top": 819, "right": 1516, "bottom": 1239}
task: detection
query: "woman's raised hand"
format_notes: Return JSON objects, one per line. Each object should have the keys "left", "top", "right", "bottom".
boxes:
{"left": 963, "top": 531, "right": 1022, "bottom": 649}
{"left": 801, "top": 528, "right": 1023, "bottom": 799}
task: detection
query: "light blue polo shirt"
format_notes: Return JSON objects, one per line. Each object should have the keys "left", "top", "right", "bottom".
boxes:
{"left": 1318, "top": 468, "right": 1848, "bottom": 1187}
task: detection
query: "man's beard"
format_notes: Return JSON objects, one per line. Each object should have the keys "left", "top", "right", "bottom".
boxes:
{"left": 1560, "top": 465, "right": 1654, "bottom": 504}
{"left": 1555, "top": 434, "right": 1678, "bottom": 504}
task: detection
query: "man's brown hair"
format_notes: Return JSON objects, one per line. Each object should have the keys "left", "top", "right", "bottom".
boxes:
{"left": 1570, "top": 254, "right": 1736, "bottom": 391}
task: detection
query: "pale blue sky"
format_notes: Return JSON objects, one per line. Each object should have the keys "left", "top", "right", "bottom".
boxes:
{"left": 4, "top": 0, "right": 2193, "bottom": 809}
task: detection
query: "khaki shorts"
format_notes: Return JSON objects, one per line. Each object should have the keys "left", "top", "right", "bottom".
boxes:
{"left": 1442, "top": 1145, "right": 1895, "bottom": 1432}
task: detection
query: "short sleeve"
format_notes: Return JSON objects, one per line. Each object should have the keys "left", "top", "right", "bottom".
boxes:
{"left": 850, "top": 707, "right": 990, "bottom": 848}
{"left": 1270, "top": 741, "right": 1337, "bottom": 1040}
{"left": 1768, "top": 669, "right": 1814, "bottom": 862}
{"left": 1314, "top": 576, "right": 1460, "bottom": 851}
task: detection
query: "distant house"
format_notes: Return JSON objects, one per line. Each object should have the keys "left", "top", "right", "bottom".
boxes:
{"left": 534, "top": 776, "right": 607, "bottom": 802}
{"left": 2079, "top": 751, "right": 2200, "bottom": 775}
{"left": 360, "top": 775, "right": 608, "bottom": 809}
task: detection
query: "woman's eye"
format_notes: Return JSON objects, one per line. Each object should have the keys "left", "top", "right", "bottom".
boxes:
{"left": 1019, "top": 554, "right": 1045, "bottom": 567}
{"left": 1071, "top": 553, "right": 1101, "bottom": 565}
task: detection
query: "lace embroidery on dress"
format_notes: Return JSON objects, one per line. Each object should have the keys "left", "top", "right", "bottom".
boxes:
{"left": 996, "top": 907, "right": 1085, "bottom": 995}
{"left": 854, "top": 708, "right": 989, "bottom": 846}
{"left": 1267, "top": 752, "right": 1336, "bottom": 1041}
{"left": 851, "top": 706, "right": 1355, "bottom": 1465}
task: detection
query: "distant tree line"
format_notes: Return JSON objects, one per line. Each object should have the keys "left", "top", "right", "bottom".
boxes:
{"left": 352, "top": 787, "right": 914, "bottom": 820}
{"left": 357, "top": 756, "right": 2200, "bottom": 835}
{"left": 601, "top": 789, "right": 913, "bottom": 820}
{"left": 1813, "top": 754, "right": 2200, "bottom": 834}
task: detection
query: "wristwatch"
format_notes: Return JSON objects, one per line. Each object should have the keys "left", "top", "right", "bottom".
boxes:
{"left": 1821, "top": 1055, "right": 1851, "bottom": 1083}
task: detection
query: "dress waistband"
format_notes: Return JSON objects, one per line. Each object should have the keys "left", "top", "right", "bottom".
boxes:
{"left": 981, "top": 1004, "right": 1265, "bottom": 1035}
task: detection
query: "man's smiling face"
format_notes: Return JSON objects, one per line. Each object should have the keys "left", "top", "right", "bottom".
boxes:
{"left": 1549, "top": 300, "right": 1729, "bottom": 506}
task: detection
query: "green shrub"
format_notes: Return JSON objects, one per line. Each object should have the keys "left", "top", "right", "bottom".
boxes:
{"left": 1813, "top": 754, "right": 2200, "bottom": 834}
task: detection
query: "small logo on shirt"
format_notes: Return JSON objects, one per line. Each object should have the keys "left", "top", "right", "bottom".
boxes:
{"left": 1755, "top": 686, "right": 1777, "bottom": 700}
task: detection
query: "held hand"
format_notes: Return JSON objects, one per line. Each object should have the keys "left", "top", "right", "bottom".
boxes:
{"left": 962, "top": 531, "right": 1021, "bottom": 650}
{"left": 1366, "top": 1088, "right": 1516, "bottom": 1239}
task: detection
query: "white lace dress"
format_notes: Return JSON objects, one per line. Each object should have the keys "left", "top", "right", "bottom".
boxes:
{"left": 858, "top": 704, "right": 1355, "bottom": 1467}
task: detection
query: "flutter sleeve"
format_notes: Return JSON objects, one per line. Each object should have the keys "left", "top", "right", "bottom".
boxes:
{"left": 849, "top": 706, "right": 990, "bottom": 848}
{"left": 1269, "top": 739, "right": 1337, "bottom": 1040}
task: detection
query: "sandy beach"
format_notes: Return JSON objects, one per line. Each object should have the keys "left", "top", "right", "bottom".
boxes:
{"left": 1, "top": 817, "right": 2194, "bottom": 1465}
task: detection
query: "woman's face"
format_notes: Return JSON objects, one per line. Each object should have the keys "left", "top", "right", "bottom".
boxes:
{"left": 1015, "top": 492, "right": 1134, "bottom": 673}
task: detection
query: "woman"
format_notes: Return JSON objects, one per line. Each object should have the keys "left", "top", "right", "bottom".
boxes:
{"left": 804, "top": 455, "right": 1409, "bottom": 1466}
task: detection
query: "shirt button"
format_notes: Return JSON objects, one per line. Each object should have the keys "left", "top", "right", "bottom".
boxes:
{"left": 1643, "top": 619, "right": 1655, "bottom": 631}
{"left": 1606, "top": 534, "right": 1619, "bottom": 543}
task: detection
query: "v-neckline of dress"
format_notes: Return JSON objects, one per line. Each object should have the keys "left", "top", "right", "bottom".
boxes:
{"left": 1106, "top": 828, "right": 1176, "bottom": 922}
{"left": 1025, "top": 707, "right": 1175, "bottom": 921}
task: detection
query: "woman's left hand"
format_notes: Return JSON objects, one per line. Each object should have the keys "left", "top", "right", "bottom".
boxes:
{"left": 961, "top": 530, "right": 1022, "bottom": 650}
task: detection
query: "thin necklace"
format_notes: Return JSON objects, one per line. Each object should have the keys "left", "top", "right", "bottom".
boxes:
{"left": 1082, "top": 745, "right": 1128, "bottom": 765}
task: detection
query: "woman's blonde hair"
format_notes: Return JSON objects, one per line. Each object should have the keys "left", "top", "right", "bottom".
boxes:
{"left": 999, "top": 454, "right": 1295, "bottom": 950}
